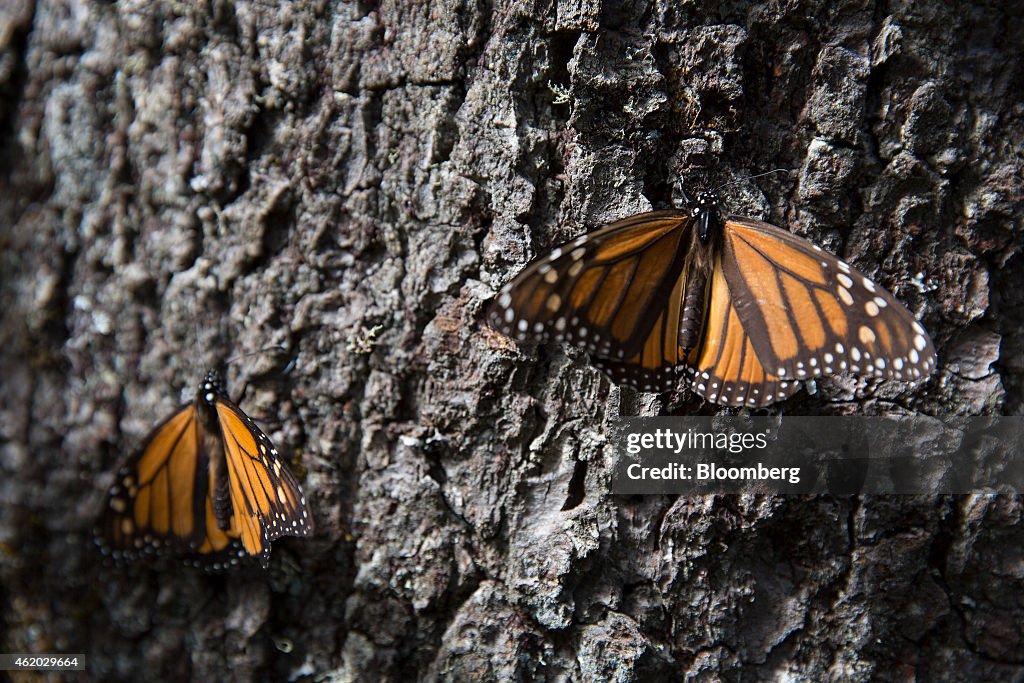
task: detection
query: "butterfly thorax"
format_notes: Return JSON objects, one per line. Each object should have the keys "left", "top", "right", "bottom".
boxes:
{"left": 688, "top": 190, "right": 722, "bottom": 243}
{"left": 196, "top": 370, "right": 234, "bottom": 531}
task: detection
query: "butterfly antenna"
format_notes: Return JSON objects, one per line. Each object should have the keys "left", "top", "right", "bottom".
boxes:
{"left": 715, "top": 168, "right": 789, "bottom": 192}
{"left": 225, "top": 345, "right": 288, "bottom": 367}
{"left": 192, "top": 298, "right": 204, "bottom": 365}
{"left": 225, "top": 345, "right": 288, "bottom": 406}
{"left": 671, "top": 178, "right": 694, "bottom": 209}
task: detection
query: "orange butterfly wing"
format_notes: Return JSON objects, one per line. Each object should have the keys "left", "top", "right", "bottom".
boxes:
{"left": 720, "top": 217, "right": 936, "bottom": 383}
{"left": 587, "top": 262, "right": 689, "bottom": 392}
{"left": 489, "top": 211, "right": 693, "bottom": 358}
{"left": 686, "top": 255, "right": 795, "bottom": 407}
{"left": 489, "top": 211, "right": 696, "bottom": 390}
{"left": 215, "top": 399, "right": 313, "bottom": 568}
{"left": 97, "top": 405, "right": 210, "bottom": 558}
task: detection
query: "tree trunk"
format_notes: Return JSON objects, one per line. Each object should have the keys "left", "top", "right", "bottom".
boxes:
{"left": 1, "top": 0, "right": 1021, "bottom": 680}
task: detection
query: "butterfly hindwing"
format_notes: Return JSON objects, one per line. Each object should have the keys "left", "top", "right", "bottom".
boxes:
{"left": 589, "top": 268, "right": 691, "bottom": 392}
{"left": 686, "top": 256, "right": 795, "bottom": 407}
{"left": 720, "top": 217, "right": 936, "bottom": 384}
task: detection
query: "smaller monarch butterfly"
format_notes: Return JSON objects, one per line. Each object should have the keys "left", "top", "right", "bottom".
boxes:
{"left": 487, "top": 187, "right": 937, "bottom": 407}
{"left": 96, "top": 369, "right": 313, "bottom": 569}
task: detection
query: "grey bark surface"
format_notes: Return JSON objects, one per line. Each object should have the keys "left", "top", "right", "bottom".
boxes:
{"left": 1, "top": 0, "right": 1022, "bottom": 681}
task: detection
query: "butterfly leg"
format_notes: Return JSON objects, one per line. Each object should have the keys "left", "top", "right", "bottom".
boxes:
{"left": 234, "top": 378, "right": 252, "bottom": 406}
{"left": 672, "top": 179, "right": 694, "bottom": 210}
{"left": 230, "top": 378, "right": 282, "bottom": 424}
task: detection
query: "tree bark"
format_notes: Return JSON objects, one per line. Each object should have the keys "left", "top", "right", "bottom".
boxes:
{"left": 1, "top": 0, "right": 1022, "bottom": 680}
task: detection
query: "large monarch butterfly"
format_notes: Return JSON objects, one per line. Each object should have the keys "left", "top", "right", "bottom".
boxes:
{"left": 487, "top": 189, "right": 936, "bottom": 407}
{"left": 96, "top": 369, "right": 313, "bottom": 569}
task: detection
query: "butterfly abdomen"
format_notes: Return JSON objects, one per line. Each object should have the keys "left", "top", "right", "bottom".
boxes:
{"left": 196, "top": 377, "right": 233, "bottom": 531}
{"left": 211, "top": 464, "right": 233, "bottom": 531}
{"left": 678, "top": 269, "right": 709, "bottom": 358}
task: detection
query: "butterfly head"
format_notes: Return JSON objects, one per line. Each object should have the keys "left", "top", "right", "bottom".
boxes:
{"left": 688, "top": 190, "right": 721, "bottom": 242}
{"left": 199, "top": 369, "right": 227, "bottom": 405}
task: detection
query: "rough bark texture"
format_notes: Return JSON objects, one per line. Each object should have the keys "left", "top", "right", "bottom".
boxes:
{"left": 1, "top": 0, "right": 1022, "bottom": 680}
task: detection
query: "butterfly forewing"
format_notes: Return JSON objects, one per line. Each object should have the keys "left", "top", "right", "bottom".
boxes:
{"left": 720, "top": 218, "right": 936, "bottom": 384}
{"left": 488, "top": 211, "right": 694, "bottom": 358}
{"left": 215, "top": 399, "right": 313, "bottom": 568}
{"left": 97, "top": 405, "right": 209, "bottom": 559}
{"left": 589, "top": 260, "right": 692, "bottom": 392}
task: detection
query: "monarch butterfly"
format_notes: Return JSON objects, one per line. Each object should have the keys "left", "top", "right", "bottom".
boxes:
{"left": 487, "top": 189, "right": 936, "bottom": 407}
{"left": 96, "top": 369, "right": 313, "bottom": 569}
